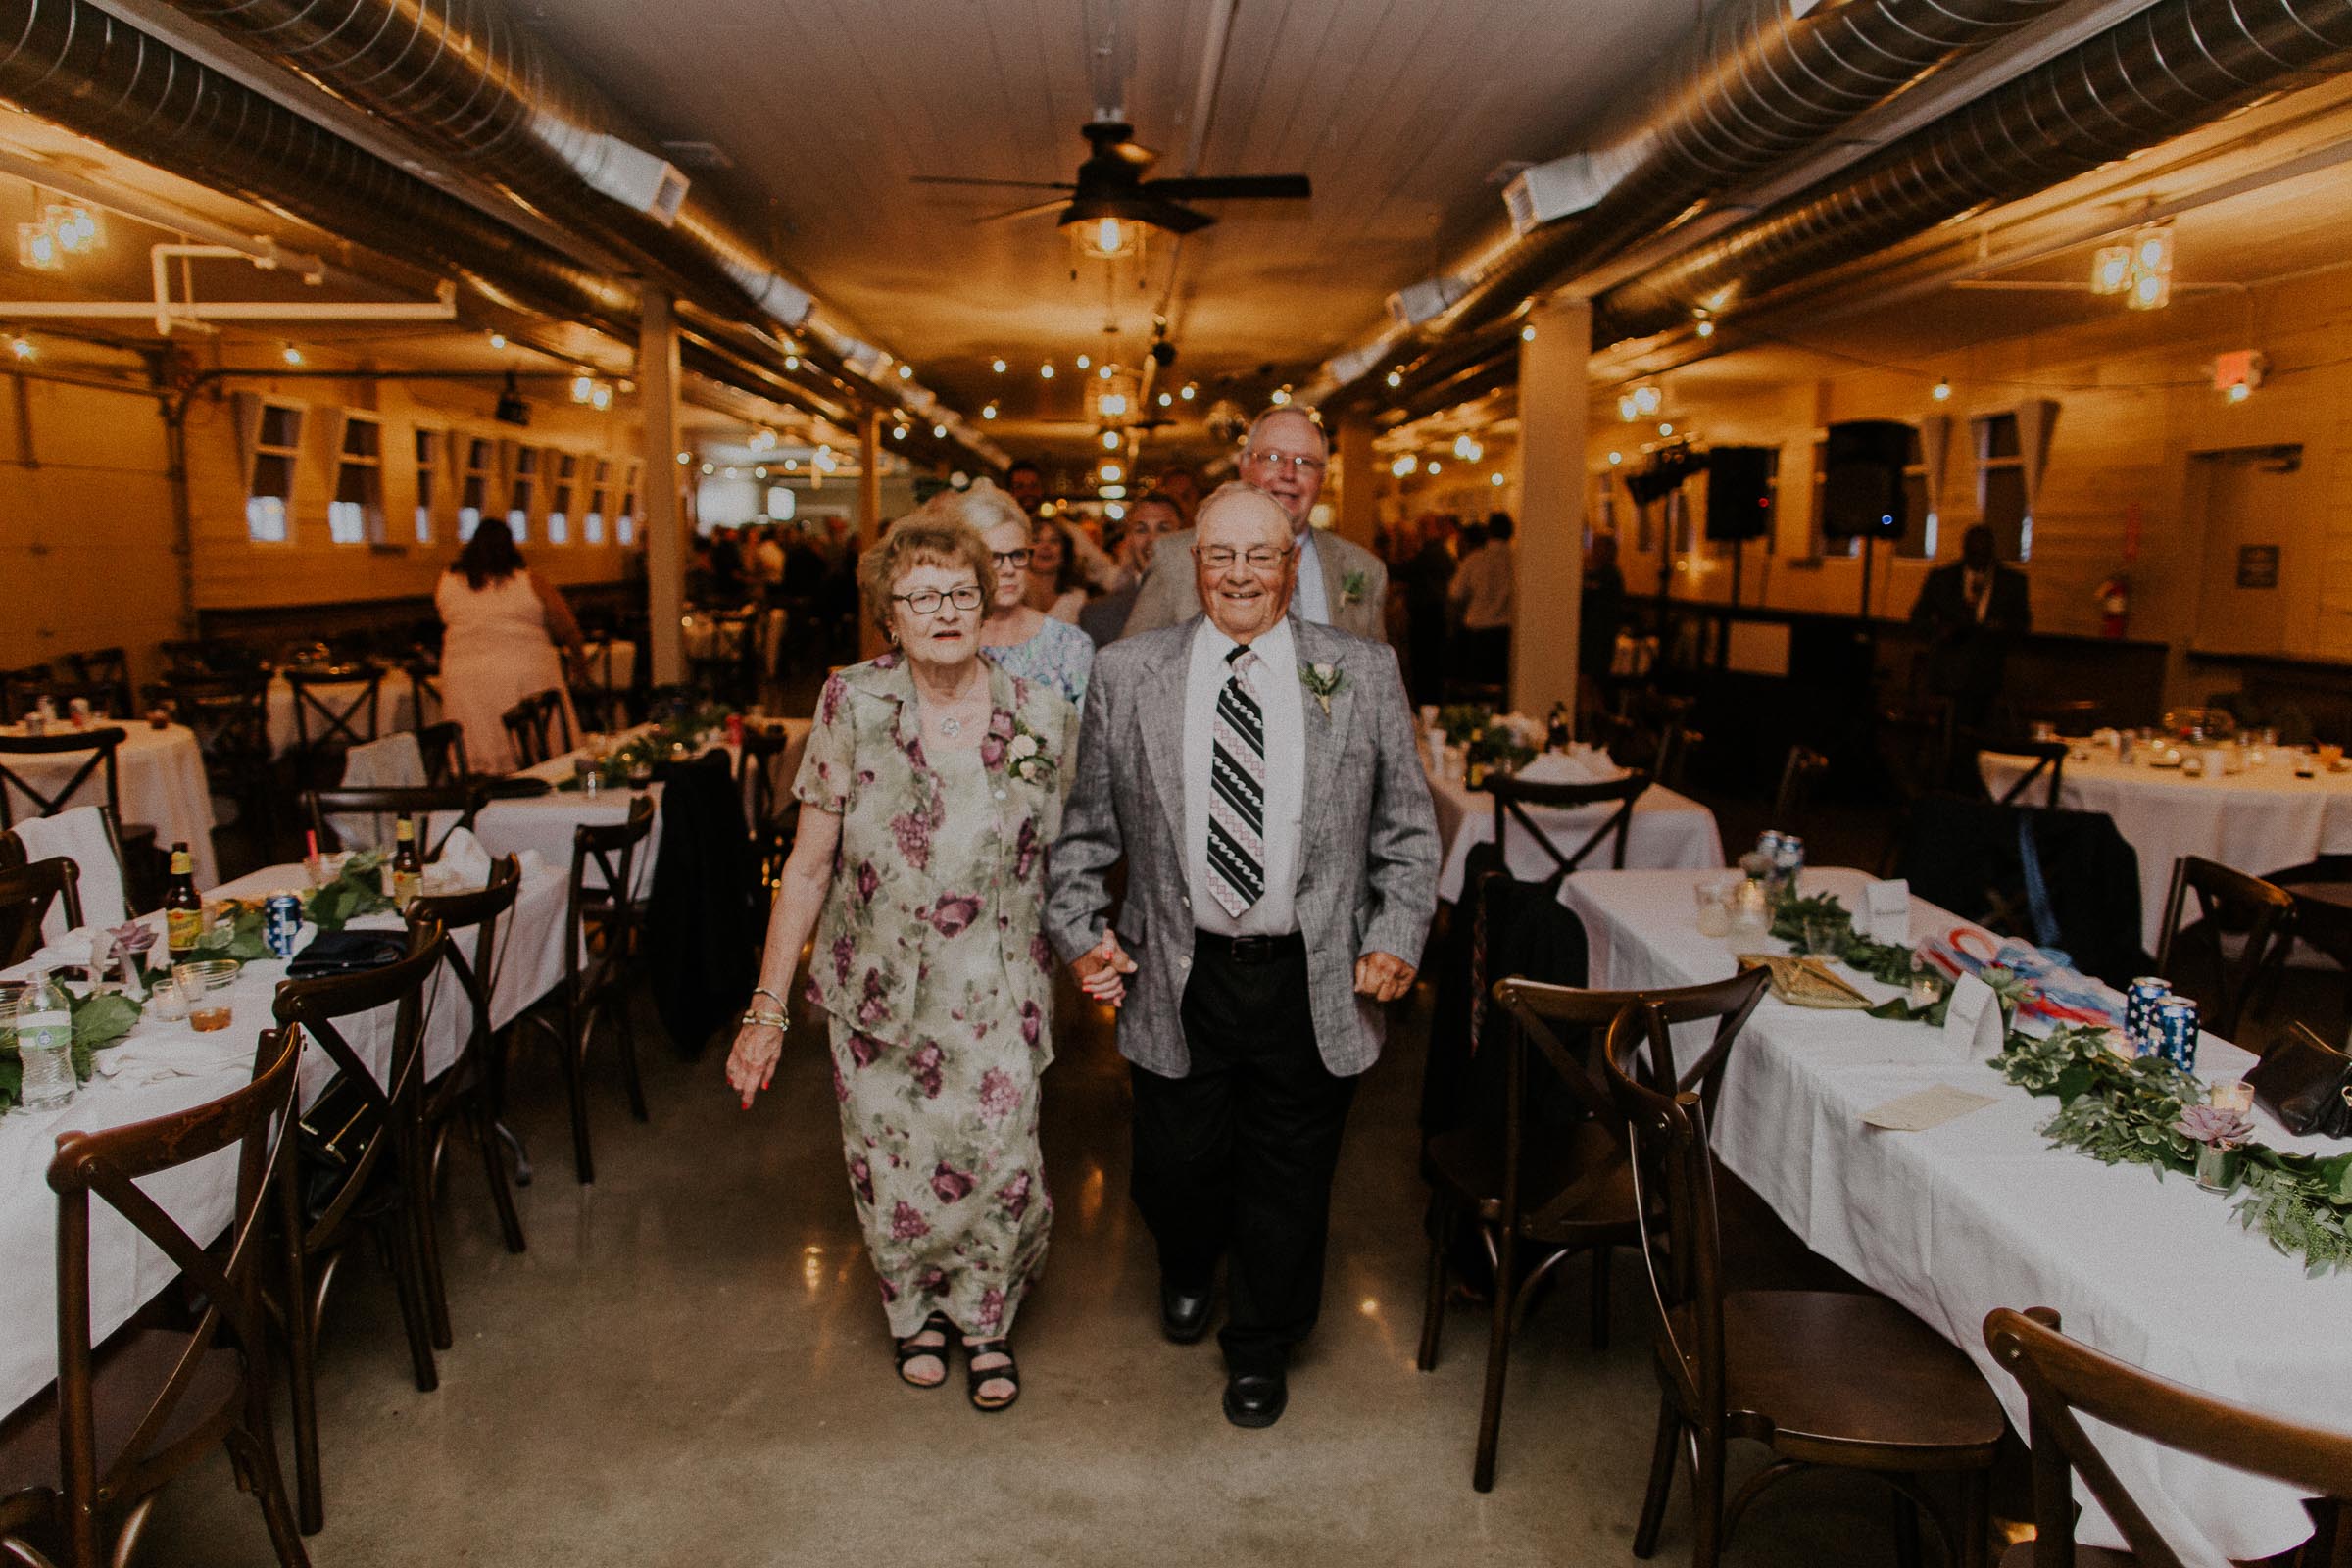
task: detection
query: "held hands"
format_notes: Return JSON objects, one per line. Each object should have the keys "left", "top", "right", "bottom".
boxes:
{"left": 725, "top": 1024, "right": 784, "bottom": 1109}
{"left": 1354, "top": 951, "right": 1417, "bottom": 1004}
{"left": 1072, "top": 928, "right": 1138, "bottom": 1008}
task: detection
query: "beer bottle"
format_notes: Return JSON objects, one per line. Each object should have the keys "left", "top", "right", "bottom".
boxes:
{"left": 1546, "top": 702, "right": 1572, "bottom": 753}
{"left": 163, "top": 843, "right": 203, "bottom": 959}
{"left": 390, "top": 815, "right": 423, "bottom": 908}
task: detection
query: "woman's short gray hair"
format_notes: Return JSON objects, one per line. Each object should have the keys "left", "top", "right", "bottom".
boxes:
{"left": 939, "top": 477, "right": 1031, "bottom": 541}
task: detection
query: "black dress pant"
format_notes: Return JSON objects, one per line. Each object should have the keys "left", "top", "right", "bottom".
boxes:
{"left": 1130, "top": 932, "right": 1359, "bottom": 1375}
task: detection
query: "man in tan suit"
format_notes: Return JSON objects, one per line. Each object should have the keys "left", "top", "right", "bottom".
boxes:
{"left": 1121, "top": 408, "right": 1389, "bottom": 642}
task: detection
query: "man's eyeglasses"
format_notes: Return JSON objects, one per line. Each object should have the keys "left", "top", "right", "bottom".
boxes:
{"left": 892, "top": 584, "right": 983, "bottom": 615}
{"left": 1242, "top": 447, "right": 1327, "bottom": 476}
{"left": 989, "top": 548, "right": 1034, "bottom": 568}
{"left": 1196, "top": 544, "right": 1296, "bottom": 571}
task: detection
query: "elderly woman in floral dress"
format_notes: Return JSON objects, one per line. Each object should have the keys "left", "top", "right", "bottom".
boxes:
{"left": 726, "top": 511, "right": 1075, "bottom": 1411}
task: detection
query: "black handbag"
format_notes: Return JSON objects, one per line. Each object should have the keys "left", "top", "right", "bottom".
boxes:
{"left": 286, "top": 929, "right": 408, "bottom": 979}
{"left": 2247, "top": 1022, "right": 2352, "bottom": 1138}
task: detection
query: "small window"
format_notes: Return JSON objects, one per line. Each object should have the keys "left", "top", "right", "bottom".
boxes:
{"left": 1896, "top": 427, "right": 1937, "bottom": 561}
{"left": 458, "top": 436, "right": 494, "bottom": 541}
{"left": 617, "top": 462, "right": 640, "bottom": 546}
{"left": 246, "top": 400, "right": 303, "bottom": 543}
{"left": 413, "top": 429, "right": 438, "bottom": 544}
{"left": 327, "top": 414, "right": 384, "bottom": 544}
{"left": 1809, "top": 440, "right": 1860, "bottom": 560}
{"left": 1974, "top": 413, "right": 2029, "bottom": 562}
{"left": 507, "top": 445, "right": 536, "bottom": 541}
{"left": 585, "top": 459, "right": 611, "bottom": 544}
{"left": 546, "top": 452, "right": 577, "bottom": 544}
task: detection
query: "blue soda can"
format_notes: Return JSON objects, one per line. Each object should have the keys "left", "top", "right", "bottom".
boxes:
{"left": 2153, "top": 997, "right": 2200, "bottom": 1071}
{"left": 2124, "top": 977, "right": 2171, "bottom": 1053}
{"left": 264, "top": 892, "right": 303, "bottom": 959}
{"left": 1776, "top": 833, "right": 1806, "bottom": 883}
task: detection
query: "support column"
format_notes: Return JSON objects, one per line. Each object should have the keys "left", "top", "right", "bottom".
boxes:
{"left": 857, "top": 409, "right": 885, "bottom": 660}
{"left": 640, "top": 291, "right": 686, "bottom": 687}
{"left": 1513, "top": 297, "right": 1591, "bottom": 723}
{"left": 1333, "top": 412, "right": 1377, "bottom": 550}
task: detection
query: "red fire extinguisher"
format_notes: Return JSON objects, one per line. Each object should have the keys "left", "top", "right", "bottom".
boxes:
{"left": 2097, "top": 572, "right": 2131, "bottom": 639}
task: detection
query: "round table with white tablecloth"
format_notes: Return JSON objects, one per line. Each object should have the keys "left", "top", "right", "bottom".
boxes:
{"left": 0, "top": 721, "right": 219, "bottom": 886}
{"left": 1423, "top": 745, "right": 1724, "bottom": 902}
{"left": 1980, "top": 744, "right": 2352, "bottom": 952}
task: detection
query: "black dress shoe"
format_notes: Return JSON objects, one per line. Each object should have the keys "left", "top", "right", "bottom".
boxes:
{"left": 1222, "top": 1371, "right": 1287, "bottom": 1429}
{"left": 1160, "top": 1280, "right": 1213, "bottom": 1345}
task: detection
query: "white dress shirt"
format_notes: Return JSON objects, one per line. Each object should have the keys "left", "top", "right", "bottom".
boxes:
{"left": 1449, "top": 541, "right": 1516, "bottom": 630}
{"left": 1291, "top": 529, "right": 1331, "bottom": 623}
{"left": 1184, "top": 615, "right": 1305, "bottom": 938}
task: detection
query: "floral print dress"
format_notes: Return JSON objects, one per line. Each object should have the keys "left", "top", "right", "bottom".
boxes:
{"left": 794, "top": 655, "right": 1075, "bottom": 1341}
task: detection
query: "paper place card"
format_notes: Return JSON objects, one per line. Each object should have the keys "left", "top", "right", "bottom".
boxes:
{"left": 1943, "top": 972, "right": 2006, "bottom": 1058}
{"left": 1864, "top": 877, "right": 1910, "bottom": 944}
{"left": 1862, "top": 1085, "right": 2000, "bottom": 1132}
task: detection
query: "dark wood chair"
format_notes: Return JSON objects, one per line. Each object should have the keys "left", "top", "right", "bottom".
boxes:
{"left": 0, "top": 856, "right": 82, "bottom": 967}
{"left": 411, "top": 857, "right": 527, "bottom": 1256}
{"left": 737, "top": 725, "right": 799, "bottom": 891}
{"left": 1984, "top": 1305, "right": 2352, "bottom": 1568}
{"left": 532, "top": 688, "right": 574, "bottom": 757}
{"left": 570, "top": 640, "right": 626, "bottom": 733}
{"left": 156, "top": 671, "right": 275, "bottom": 842}
{"left": 1772, "top": 744, "right": 1831, "bottom": 831}
{"left": 281, "top": 665, "right": 385, "bottom": 787}
{"left": 1418, "top": 964, "right": 1771, "bottom": 1493}
{"left": 270, "top": 923, "right": 447, "bottom": 1533}
{"left": 499, "top": 690, "right": 570, "bottom": 770}
{"left": 303, "top": 784, "right": 487, "bottom": 861}
{"left": 0, "top": 731, "right": 158, "bottom": 886}
{"left": 1600, "top": 1000, "right": 2003, "bottom": 1568}
{"left": 1972, "top": 734, "right": 2069, "bottom": 808}
{"left": 2154, "top": 855, "right": 2294, "bottom": 1042}
{"left": 415, "top": 720, "right": 470, "bottom": 787}
{"left": 0, "top": 1024, "right": 311, "bottom": 1568}
{"left": 0, "top": 662, "right": 53, "bottom": 721}
{"left": 514, "top": 796, "right": 655, "bottom": 1184}
{"left": 1483, "top": 768, "right": 1651, "bottom": 878}
{"left": 1603, "top": 692, "right": 1700, "bottom": 792}
{"left": 403, "top": 659, "right": 442, "bottom": 732}
{"left": 65, "top": 647, "right": 134, "bottom": 721}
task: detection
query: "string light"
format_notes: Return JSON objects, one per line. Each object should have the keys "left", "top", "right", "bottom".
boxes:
{"left": 1076, "top": 354, "right": 1091, "bottom": 370}
{"left": 932, "top": 423, "right": 947, "bottom": 438}
{"left": 571, "top": 373, "right": 598, "bottom": 404}
{"left": 1157, "top": 392, "right": 1173, "bottom": 407}
{"left": 1658, "top": 422, "right": 1674, "bottom": 436}
{"left": 992, "top": 358, "right": 1007, "bottom": 373}
{"left": 1933, "top": 379, "right": 1952, "bottom": 401}
{"left": 2227, "top": 382, "right": 2252, "bottom": 404}
{"left": 1097, "top": 364, "right": 1113, "bottom": 380}
{"left": 1270, "top": 386, "right": 1293, "bottom": 405}
{"left": 785, "top": 354, "right": 800, "bottom": 370}
{"left": 1100, "top": 483, "right": 1127, "bottom": 499}
{"left": 982, "top": 403, "right": 998, "bottom": 420}
{"left": 8, "top": 335, "right": 33, "bottom": 362}
{"left": 701, "top": 462, "right": 715, "bottom": 474}
{"left": 1179, "top": 383, "right": 1197, "bottom": 401}
{"left": 590, "top": 382, "right": 613, "bottom": 411}
{"left": 1608, "top": 451, "right": 1623, "bottom": 465}
{"left": 1104, "top": 501, "right": 1125, "bottom": 520}
{"left": 1040, "top": 363, "right": 1055, "bottom": 379}
{"left": 281, "top": 344, "right": 305, "bottom": 367}
{"left": 1451, "top": 434, "right": 1483, "bottom": 462}
{"left": 1490, "top": 472, "right": 1506, "bottom": 487}
{"left": 1427, "top": 460, "right": 1441, "bottom": 474}
{"left": 1101, "top": 462, "right": 1123, "bottom": 482}
{"left": 14, "top": 220, "right": 61, "bottom": 271}
{"left": 488, "top": 332, "right": 507, "bottom": 350}
{"left": 897, "top": 364, "right": 913, "bottom": 379}
{"left": 1100, "top": 430, "right": 1120, "bottom": 450}
{"left": 1520, "top": 324, "right": 1537, "bottom": 342}
{"left": 893, "top": 424, "right": 908, "bottom": 440}
{"left": 676, "top": 451, "right": 693, "bottom": 465}
{"left": 1391, "top": 454, "right": 1418, "bottom": 478}
{"left": 1694, "top": 319, "right": 1716, "bottom": 339}
{"left": 1386, "top": 369, "right": 1402, "bottom": 388}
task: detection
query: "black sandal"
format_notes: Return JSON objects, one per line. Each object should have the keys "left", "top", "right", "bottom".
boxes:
{"left": 895, "top": 1312, "right": 953, "bottom": 1389}
{"left": 963, "top": 1339, "right": 1019, "bottom": 1412}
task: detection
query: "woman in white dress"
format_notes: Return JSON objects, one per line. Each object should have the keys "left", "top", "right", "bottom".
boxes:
{"left": 435, "top": 518, "right": 584, "bottom": 774}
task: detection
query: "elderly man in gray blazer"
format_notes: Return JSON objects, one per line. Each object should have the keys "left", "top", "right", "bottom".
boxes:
{"left": 1048, "top": 479, "right": 1439, "bottom": 1429}
{"left": 1120, "top": 407, "right": 1390, "bottom": 642}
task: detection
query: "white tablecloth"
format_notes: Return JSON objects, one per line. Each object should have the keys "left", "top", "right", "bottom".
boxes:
{"left": 0, "top": 858, "right": 569, "bottom": 1417}
{"left": 1426, "top": 760, "right": 1723, "bottom": 902}
{"left": 2, "top": 722, "right": 219, "bottom": 887}
{"left": 1980, "top": 748, "right": 2352, "bottom": 952}
{"left": 265, "top": 671, "right": 418, "bottom": 758}
{"left": 1559, "top": 865, "right": 2352, "bottom": 1565}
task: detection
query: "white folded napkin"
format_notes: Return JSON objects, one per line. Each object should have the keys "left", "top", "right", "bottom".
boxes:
{"left": 92, "top": 1021, "right": 259, "bottom": 1087}
{"left": 1516, "top": 746, "right": 1622, "bottom": 785}
{"left": 433, "top": 825, "right": 493, "bottom": 884}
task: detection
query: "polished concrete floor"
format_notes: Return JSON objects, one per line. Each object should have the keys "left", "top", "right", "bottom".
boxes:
{"left": 150, "top": 972, "right": 1925, "bottom": 1567}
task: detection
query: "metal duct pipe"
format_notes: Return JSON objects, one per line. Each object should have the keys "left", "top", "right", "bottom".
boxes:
{"left": 1595, "top": 0, "right": 2352, "bottom": 343}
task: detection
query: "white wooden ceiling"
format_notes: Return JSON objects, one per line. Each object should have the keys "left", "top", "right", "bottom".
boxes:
{"left": 516, "top": 0, "right": 1710, "bottom": 464}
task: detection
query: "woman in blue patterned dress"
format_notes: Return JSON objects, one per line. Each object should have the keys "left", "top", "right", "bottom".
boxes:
{"left": 953, "top": 480, "right": 1094, "bottom": 708}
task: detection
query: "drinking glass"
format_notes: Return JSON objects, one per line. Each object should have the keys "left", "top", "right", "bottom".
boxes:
{"left": 1907, "top": 953, "right": 1945, "bottom": 1010}
{"left": 1800, "top": 916, "right": 1844, "bottom": 959}
{"left": 1693, "top": 880, "right": 1732, "bottom": 938}
{"left": 1728, "top": 879, "right": 1772, "bottom": 944}
{"left": 172, "top": 960, "right": 241, "bottom": 1034}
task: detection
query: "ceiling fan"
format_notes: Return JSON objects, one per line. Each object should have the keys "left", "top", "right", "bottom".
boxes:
{"left": 913, "top": 120, "right": 1310, "bottom": 238}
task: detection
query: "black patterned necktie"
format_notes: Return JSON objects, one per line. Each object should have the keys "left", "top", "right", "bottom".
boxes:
{"left": 1206, "top": 645, "right": 1265, "bottom": 918}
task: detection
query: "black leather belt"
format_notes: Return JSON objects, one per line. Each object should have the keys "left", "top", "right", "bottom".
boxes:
{"left": 1193, "top": 929, "right": 1306, "bottom": 965}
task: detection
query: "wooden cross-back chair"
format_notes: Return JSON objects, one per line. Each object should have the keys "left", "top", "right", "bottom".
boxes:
{"left": 0, "top": 1024, "right": 311, "bottom": 1568}
{"left": 570, "top": 640, "right": 626, "bottom": 733}
{"left": 64, "top": 647, "right": 133, "bottom": 720}
{"left": 738, "top": 725, "right": 799, "bottom": 890}
{"left": 282, "top": 665, "right": 384, "bottom": 754}
{"left": 1975, "top": 735, "right": 2069, "bottom": 808}
{"left": 403, "top": 660, "right": 442, "bottom": 731}
{"left": 414, "top": 721, "right": 470, "bottom": 787}
{"left": 1417, "top": 965, "right": 1770, "bottom": 1493}
{"left": 2154, "top": 855, "right": 2294, "bottom": 1042}
{"left": 1984, "top": 1306, "right": 2352, "bottom": 1568}
{"left": 1601, "top": 1001, "right": 2003, "bottom": 1568}
{"left": 1771, "top": 745, "right": 1831, "bottom": 831}
{"left": 514, "top": 795, "right": 655, "bottom": 1184}
{"left": 531, "top": 688, "right": 573, "bottom": 756}
{"left": 409, "top": 856, "right": 527, "bottom": 1257}
{"left": 0, "top": 728, "right": 129, "bottom": 831}
{"left": 269, "top": 922, "right": 446, "bottom": 1533}
{"left": 303, "top": 784, "right": 487, "bottom": 862}
{"left": 0, "top": 855, "right": 82, "bottom": 967}
{"left": 1486, "top": 768, "right": 1650, "bottom": 880}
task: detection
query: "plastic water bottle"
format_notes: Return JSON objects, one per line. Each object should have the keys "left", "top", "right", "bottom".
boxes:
{"left": 15, "top": 969, "right": 76, "bottom": 1111}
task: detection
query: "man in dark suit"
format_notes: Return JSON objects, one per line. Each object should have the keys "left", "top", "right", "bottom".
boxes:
{"left": 1910, "top": 523, "right": 2031, "bottom": 731}
{"left": 1048, "top": 481, "right": 1438, "bottom": 1430}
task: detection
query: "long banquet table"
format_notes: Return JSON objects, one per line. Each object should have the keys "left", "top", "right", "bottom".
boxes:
{"left": 1, "top": 720, "right": 219, "bottom": 886}
{"left": 0, "top": 856, "right": 571, "bottom": 1417}
{"left": 1424, "top": 756, "right": 1723, "bottom": 902}
{"left": 1559, "top": 864, "right": 2352, "bottom": 1565}
{"left": 1980, "top": 744, "right": 2352, "bottom": 952}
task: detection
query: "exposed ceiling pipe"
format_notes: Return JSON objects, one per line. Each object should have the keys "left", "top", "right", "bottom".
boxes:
{"left": 1593, "top": 0, "right": 2352, "bottom": 343}
{"left": 1312, "top": 0, "right": 2067, "bottom": 411}
{"left": 151, "top": 0, "right": 995, "bottom": 463}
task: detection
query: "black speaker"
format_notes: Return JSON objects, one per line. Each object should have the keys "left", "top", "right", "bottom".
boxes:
{"left": 1705, "top": 446, "right": 1776, "bottom": 542}
{"left": 1820, "top": 419, "right": 1911, "bottom": 538}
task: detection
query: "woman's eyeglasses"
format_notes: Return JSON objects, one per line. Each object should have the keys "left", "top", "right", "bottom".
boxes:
{"left": 891, "top": 584, "right": 984, "bottom": 615}
{"left": 989, "top": 548, "right": 1034, "bottom": 568}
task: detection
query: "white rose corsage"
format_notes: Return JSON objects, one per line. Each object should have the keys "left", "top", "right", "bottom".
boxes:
{"left": 1007, "top": 717, "right": 1054, "bottom": 785}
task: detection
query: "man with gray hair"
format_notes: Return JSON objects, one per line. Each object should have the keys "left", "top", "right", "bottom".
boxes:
{"left": 1121, "top": 407, "right": 1389, "bottom": 641}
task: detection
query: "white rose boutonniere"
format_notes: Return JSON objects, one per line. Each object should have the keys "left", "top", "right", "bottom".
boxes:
{"left": 1340, "top": 570, "right": 1368, "bottom": 608}
{"left": 1300, "top": 662, "right": 1345, "bottom": 716}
